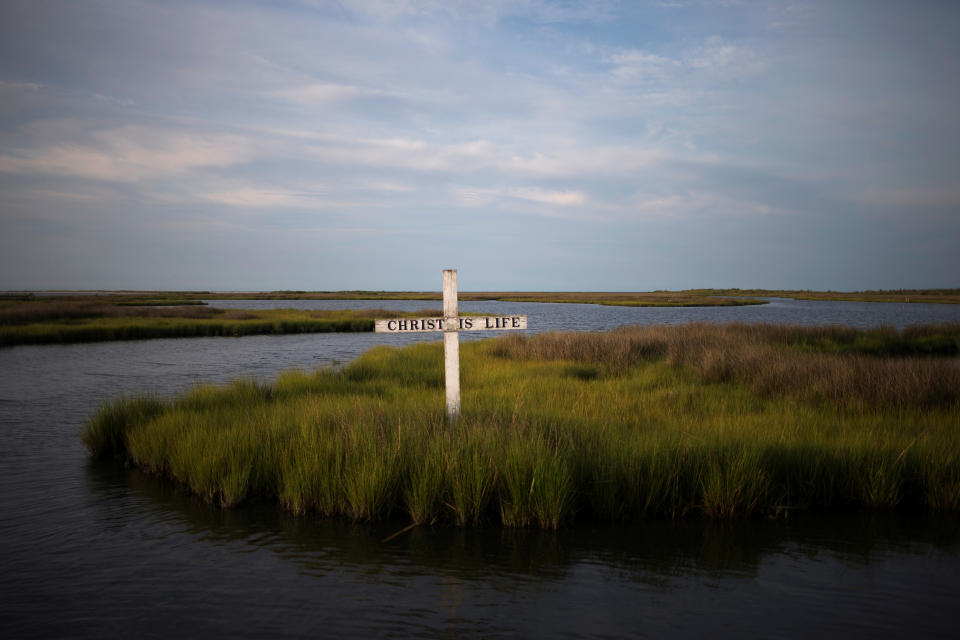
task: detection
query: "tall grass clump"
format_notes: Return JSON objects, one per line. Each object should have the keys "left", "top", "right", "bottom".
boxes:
{"left": 402, "top": 434, "right": 448, "bottom": 525}
{"left": 697, "top": 443, "right": 771, "bottom": 518}
{"left": 498, "top": 427, "right": 574, "bottom": 528}
{"left": 85, "top": 323, "right": 960, "bottom": 526}
{"left": 83, "top": 395, "right": 167, "bottom": 459}
{"left": 443, "top": 424, "right": 500, "bottom": 526}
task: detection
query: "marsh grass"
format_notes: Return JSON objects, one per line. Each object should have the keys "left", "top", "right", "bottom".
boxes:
{"left": 688, "top": 288, "right": 960, "bottom": 304}
{"left": 84, "top": 324, "right": 960, "bottom": 527}
{"left": 490, "top": 323, "right": 960, "bottom": 408}
{"left": 0, "top": 304, "right": 440, "bottom": 347}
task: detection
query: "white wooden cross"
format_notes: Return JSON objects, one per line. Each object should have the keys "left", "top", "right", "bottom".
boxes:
{"left": 374, "top": 269, "right": 527, "bottom": 420}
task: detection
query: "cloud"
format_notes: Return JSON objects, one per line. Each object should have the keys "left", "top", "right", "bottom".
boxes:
{"left": 305, "top": 137, "right": 486, "bottom": 172}
{"left": 0, "top": 124, "right": 254, "bottom": 182}
{"left": 268, "top": 82, "right": 389, "bottom": 105}
{"left": 457, "top": 186, "right": 586, "bottom": 210}
{"left": 512, "top": 187, "right": 586, "bottom": 206}
{"left": 607, "top": 36, "right": 768, "bottom": 85}
{"left": 766, "top": 2, "right": 815, "bottom": 29}
{"left": 0, "top": 81, "right": 47, "bottom": 115}
{"left": 322, "top": 0, "right": 617, "bottom": 25}
{"left": 200, "top": 187, "right": 327, "bottom": 209}
{"left": 631, "top": 190, "right": 780, "bottom": 219}
{"left": 21, "top": 189, "right": 101, "bottom": 203}
{"left": 683, "top": 36, "right": 769, "bottom": 80}
{"left": 196, "top": 178, "right": 417, "bottom": 210}
{"left": 860, "top": 184, "right": 960, "bottom": 209}
{"left": 606, "top": 50, "right": 681, "bottom": 82}
{"left": 0, "top": 80, "right": 43, "bottom": 93}
{"left": 303, "top": 134, "right": 660, "bottom": 177}
{"left": 506, "top": 146, "right": 661, "bottom": 176}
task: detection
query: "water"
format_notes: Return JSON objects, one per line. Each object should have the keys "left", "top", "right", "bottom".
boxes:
{"left": 2, "top": 299, "right": 959, "bottom": 638}
{"left": 206, "top": 296, "right": 960, "bottom": 332}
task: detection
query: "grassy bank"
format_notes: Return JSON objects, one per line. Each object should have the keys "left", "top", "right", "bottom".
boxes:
{"left": 687, "top": 288, "right": 960, "bottom": 304}
{"left": 10, "top": 288, "right": 960, "bottom": 305}
{"left": 0, "top": 304, "right": 440, "bottom": 347}
{"left": 168, "top": 286, "right": 960, "bottom": 304}
{"left": 5, "top": 290, "right": 767, "bottom": 306}
{"left": 84, "top": 323, "right": 960, "bottom": 527}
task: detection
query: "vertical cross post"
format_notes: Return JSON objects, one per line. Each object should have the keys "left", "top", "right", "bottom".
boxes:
{"left": 442, "top": 268, "right": 460, "bottom": 422}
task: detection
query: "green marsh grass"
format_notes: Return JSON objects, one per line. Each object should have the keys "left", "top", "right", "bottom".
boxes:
{"left": 84, "top": 323, "right": 960, "bottom": 527}
{"left": 1, "top": 305, "right": 440, "bottom": 347}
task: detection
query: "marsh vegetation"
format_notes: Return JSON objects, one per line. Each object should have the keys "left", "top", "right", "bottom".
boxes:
{"left": 687, "top": 288, "right": 960, "bottom": 304}
{"left": 84, "top": 323, "right": 960, "bottom": 527}
{"left": 0, "top": 299, "right": 440, "bottom": 346}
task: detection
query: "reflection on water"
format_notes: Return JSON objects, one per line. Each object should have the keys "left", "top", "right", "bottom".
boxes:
{"left": 23, "top": 458, "right": 948, "bottom": 640}
{"left": 93, "top": 459, "right": 960, "bottom": 582}
{"left": 2, "top": 298, "right": 960, "bottom": 638}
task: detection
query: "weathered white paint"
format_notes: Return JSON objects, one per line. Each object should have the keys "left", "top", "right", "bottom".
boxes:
{"left": 442, "top": 269, "right": 461, "bottom": 420}
{"left": 444, "top": 329, "right": 460, "bottom": 419}
{"left": 373, "top": 269, "right": 529, "bottom": 422}
{"left": 443, "top": 269, "right": 458, "bottom": 319}
{"left": 374, "top": 315, "right": 527, "bottom": 333}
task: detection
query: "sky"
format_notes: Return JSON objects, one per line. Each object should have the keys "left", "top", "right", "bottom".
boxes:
{"left": 1, "top": 0, "right": 958, "bottom": 292}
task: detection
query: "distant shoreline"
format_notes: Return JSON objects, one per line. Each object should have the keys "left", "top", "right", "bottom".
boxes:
{"left": 5, "top": 288, "right": 960, "bottom": 305}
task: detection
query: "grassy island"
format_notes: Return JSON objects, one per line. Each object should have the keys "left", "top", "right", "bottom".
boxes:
{"left": 0, "top": 300, "right": 441, "bottom": 347}
{"left": 84, "top": 323, "right": 960, "bottom": 527}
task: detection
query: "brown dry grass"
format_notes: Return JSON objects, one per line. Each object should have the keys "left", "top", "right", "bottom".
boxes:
{"left": 488, "top": 323, "right": 960, "bottom": 409}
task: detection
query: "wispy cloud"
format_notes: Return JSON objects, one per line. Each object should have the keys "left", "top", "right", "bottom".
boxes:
{"left": 607, "top": 36, "right": 768, "bottom": 85}
{"left": 0, "top": 124, "right": 254, "bottom": 181}
{"left": 631, "top": 191, "right": 782, "bottom": 219}
{"left": 268, "top": 82, "right": 390, "bottom": 105}
{"left": 684, "top": 37, "right": 769, "bottom": 79}
{"left": 196, "top": 178, "right": 418, "bottom": 210}
{"left": 302, "top": 135, "right": 661, "bottom": 177}
{"left": 200, "top": 187, "right": 328, "bottom": 209}
{"left": 324, "top": 0, "right": 618, "bottom": 25}
{"left": 607, "top": 50, "right": 681, "bottom": 82}
{"left": 860, "top": 184, "right": 960, "bottom": 209}
{"left": 458, "top": 186, "right": 586, "bottom": 208}
{"left": 0, "top": 80, "right": 44, "bottom": 93}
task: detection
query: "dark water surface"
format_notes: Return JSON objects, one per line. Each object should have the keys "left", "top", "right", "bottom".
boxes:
{"left": 2, "top": 299, "right": 959, "bottom": 638}
{"left": 207, "top": 295, "right": 960, "bottom": 332}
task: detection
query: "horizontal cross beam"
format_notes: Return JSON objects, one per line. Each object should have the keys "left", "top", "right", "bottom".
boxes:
{"left": 374, "top": 315, "right": 527, "bottom": 333}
